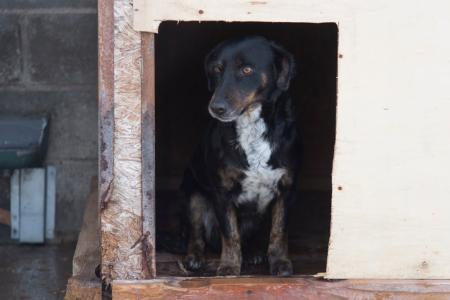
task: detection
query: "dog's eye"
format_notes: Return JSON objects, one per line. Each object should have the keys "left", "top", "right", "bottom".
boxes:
{"left": 213, "top": 64, "right": 223, "bottom": 74}
{"left": 242, "top": 66, "right": 254, "bottom": 75}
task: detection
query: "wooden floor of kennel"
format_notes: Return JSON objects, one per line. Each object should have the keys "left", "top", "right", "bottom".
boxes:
{"left": 64, "top": 0, "right": 450, "bottom": 299}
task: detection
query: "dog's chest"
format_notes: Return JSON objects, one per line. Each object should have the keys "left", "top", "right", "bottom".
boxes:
{"left": 234, "top": 106, "right": 286, "bottom": 213}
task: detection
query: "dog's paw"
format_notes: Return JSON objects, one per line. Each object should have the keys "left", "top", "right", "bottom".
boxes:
{"left": 183, "top": 254, "right": 204, "bottom": 271}
{"left": 216, "top": 263, "right": 241, "bottom": 276}
{"left": 269, "top": 258, "right": 293, "bottom": 277}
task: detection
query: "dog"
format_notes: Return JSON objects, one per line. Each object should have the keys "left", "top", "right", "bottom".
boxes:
{"left": 182, "top": 36, "right": 300, "bottom": 276}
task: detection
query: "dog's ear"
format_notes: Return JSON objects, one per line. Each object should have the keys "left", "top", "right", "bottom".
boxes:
{"left": 270, "top": 41, "right": 295, "bottom": 91}
{"left": 204, "top": 46, "right": 219, "bottom": 92}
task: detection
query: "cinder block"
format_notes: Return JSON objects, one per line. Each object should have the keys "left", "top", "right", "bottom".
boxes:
{"left": 0, "top": 90, "right": 98, "bottom": 161}
{"left": 27, "top": 14, "right": 97, "bottom": 85}
{"left": 54, "top": 160, "right": 97, "bottom": 237}
{"left": 0, "top": 91, "right": 98, "bottom": 239}
{"left": 0, "top": 0, "right": 97, "bottom": 9}
{"left": 0, "top": 15, "right": 22, "bottom": 85}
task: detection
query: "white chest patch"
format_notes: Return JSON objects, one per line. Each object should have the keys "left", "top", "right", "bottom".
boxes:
{"left": 234, "top": 105, "right": 286, "bottom": 213}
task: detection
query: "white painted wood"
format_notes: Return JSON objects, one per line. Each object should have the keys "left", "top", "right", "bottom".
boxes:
{"left": 133, "top": 0, "right": 346, "bottom": 32}
{"left": 10, "top": 170, "right": 20, "bottom": 239}
{"left": 327, "top": 1, "right": 450, "bottom": 279}
{"left": 132, "top": 0, "right": 450, "bottom": 279}
{"left": 19, "top": 168, "right": 45, "bottom": 243}
{"left": 45, "top": 166, "right": 56, "bottom": 239}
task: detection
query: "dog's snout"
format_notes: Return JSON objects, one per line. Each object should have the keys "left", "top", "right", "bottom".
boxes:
{"left": 210, "top": 101, "right": 228, "bottom": 117}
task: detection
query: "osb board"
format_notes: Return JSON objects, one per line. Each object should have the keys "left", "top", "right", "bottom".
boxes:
{"left": 132, "top": 0, "right": 450, "bottom": 279}
{"left": 113, "top": 277, "right": 450, "bottom": 300}
{"left": 99, "top": 0, "right": 147, "bottom": 281}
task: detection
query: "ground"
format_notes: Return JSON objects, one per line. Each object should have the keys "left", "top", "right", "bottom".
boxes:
{"left": 0, "top": 243, "right": 75, "bottom": 300}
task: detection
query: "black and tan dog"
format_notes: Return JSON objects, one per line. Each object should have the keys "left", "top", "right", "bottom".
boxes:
{"left": 182, "top": 36, "right": 300, "bottom": 276}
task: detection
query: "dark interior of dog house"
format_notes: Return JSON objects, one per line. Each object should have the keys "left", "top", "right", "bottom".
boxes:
{"left": 154, "top": 21, "right": 338, "bottom": 276}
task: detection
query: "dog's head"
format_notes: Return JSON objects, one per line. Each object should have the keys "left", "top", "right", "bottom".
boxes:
{"left": 205, "top": 36, "right": 295, "bottom": 122}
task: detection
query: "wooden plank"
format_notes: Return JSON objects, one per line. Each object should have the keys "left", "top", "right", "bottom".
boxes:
{"left": 141, "top": 32, "right": 156, "bottom": 278}
{"left": 0, "top": 208, "right": 10, "bottom": 226}
{"left": 326, "top": 1, "right": 450, "bottom": 279}
{"left": 73, "top": 176, "right": 100, "bottom": 278}
{"left": 113, "top": 277, "right": 450, "bottom": 300}
{"left": 98, "top": 0, "right": 115, "bottom": 285}
{"left": 99, "top": 0, "right": 149, "bottom": 284}
{"left": 133, "top": 0, "right": 346, "bottom": 32}
{"left": 64, "top": 276, "right": 101, "bottom": 300}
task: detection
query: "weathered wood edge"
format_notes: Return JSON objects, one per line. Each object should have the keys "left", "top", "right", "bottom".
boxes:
{"left": 72, "top": 176, "right": 99, "bottom": 278}
{"left": 0, "top": 208, "right": 11, "bottom": 226}
{"left": 64, "top": 276, "right": 101, "bottom": 300}
{"left": 99, "top": 0, "right": 147, "bottom": 285}
{"left": 113, "top": 277, "right": 450, "bottom": 300}
{"left": 98, "top": 0, "right": 114, "bottom": 285}
{"left": 141, "top": 32, "right": 156, "bottom": 278}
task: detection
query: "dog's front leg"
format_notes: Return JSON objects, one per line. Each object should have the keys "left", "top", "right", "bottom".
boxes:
{"left": 268, "top": 191, "right": 293, "bottom": 276}
{"left": 215, "top": 204, "right": 241, "bottom": 276}
{"left": 184, "top": 193, "right": 207, "bottom": 271}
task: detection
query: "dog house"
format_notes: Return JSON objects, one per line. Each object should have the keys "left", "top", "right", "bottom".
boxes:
{"left": 66, "top": 0, "right": 450, "bottom": 299}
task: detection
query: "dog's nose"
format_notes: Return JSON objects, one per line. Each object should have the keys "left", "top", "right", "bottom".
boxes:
{"left": 210, "top": 103, "right": 227, "bottom": 116}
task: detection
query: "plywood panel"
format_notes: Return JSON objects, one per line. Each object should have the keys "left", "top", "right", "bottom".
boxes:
{"left": 132, "top": 0, "right": 450, "bottom": 278}
{"left": 328, "top": 1, "right": 450, "bottom": 279}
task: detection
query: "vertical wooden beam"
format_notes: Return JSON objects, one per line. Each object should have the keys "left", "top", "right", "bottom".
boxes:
{"left": 99, "top": 0, "right": 149, "bottom": 285}
{"left": 141, "top": 32, "right": 156, "bottom": 278}
{"left": 98, "top": 0, "right": 115, "bottom": 285}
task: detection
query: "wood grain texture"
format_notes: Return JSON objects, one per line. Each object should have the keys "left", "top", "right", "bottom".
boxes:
{"left": 141, "top": 32, "right": 156, "bottom": 278}
{"left": 0, "top": 208, "right": 10, "bottom": 226}
{"left": 113, "top": 277, "right": 450, "bottom": 300}
{"left": 98, "top": 0, "right": 114, "bottom": 284}
{"left": 99, "top": 0, "right": 147, "bottom": 283}
{"left": 73, "top": 177, "right": 99, "bottom": 278}
{"left": 64, "top": 276, "right": 101, "bottom": 300}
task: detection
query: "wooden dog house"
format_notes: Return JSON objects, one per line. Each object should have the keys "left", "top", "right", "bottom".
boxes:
{"left": 67, "top": 0, "right": 450, "bottom": 299}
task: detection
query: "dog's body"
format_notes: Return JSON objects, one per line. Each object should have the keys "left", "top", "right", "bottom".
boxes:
{"left": 182, "top": 36, "right": 300, "bottom": 276}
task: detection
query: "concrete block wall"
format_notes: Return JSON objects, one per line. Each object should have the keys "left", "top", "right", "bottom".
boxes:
{"left": 0, "top": 1, "right": 98, "bottom": 240}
